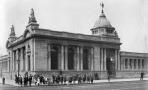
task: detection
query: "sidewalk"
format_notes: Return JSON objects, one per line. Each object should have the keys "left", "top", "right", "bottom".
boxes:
{"left": 0, "top": 78, "right": 148, "bottom": 87}
{"left": 0, "top": 78, "right": 20, "bottom": 86}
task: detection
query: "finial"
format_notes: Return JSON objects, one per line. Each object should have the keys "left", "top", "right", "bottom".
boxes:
{"left": 100, "top": 2, "right": 104, "bottom": 13}
{"left": 10, "top": 25, "right": 14, "bottom": 31}
{"left": 10, "top": 25, "right": 15, "bottom": 36}
{"left": 30, "top": 8, "right": 35, "bottom": 17}
{"left": 28, "top": 8, "right": 37, "bottom": 24}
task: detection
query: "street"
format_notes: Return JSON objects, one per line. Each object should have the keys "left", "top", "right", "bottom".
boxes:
{"left": 0, "top": 80, "right": 148, "bottom": 90}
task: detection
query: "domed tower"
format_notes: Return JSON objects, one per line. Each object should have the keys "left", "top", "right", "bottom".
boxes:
{"left": 91, "top": 2, "right": 118, "bottom": 37}
{"left": 8, "top": 25, "right": 17, "bottom": 42}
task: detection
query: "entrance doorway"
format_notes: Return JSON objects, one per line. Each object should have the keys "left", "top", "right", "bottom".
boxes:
{"left": 106, "top": 57, "right": 115, "bottom": 77}
{"left": 106, "top": 49, "right": 116, "bottom": 78}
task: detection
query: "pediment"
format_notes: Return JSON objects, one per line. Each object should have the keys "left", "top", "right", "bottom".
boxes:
{"left": 6, "top": 40, "right": 11, "bottom": 49}
{"left": 23, "top": 29, "right": 32, "bottom": 38}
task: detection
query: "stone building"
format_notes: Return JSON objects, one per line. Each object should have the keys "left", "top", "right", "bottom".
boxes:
{"left": 0, "top": 4, "right": 148, "bottom": 80}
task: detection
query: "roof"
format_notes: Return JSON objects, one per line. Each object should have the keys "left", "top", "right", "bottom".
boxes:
{"left": 93, "top": 13, "right": 112, "bottom": 29}
{"left": 34, "top": 28, "right": 120, "bottom": 43}
{"left": 6, "top": 28, "right": 121, "bottom": 48}
{"left": 0, "top": 55, "right": 9, "bottom": 61}
{"left": 120, "top": 51, "right": 148, "bottom": 58}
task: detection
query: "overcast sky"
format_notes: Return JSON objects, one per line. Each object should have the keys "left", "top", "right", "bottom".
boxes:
{"left": 0, "top": 0, "right": 148, "bottom": 56}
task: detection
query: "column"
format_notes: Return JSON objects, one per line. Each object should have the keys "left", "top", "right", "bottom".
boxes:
{"left": 136, "top": 59, "right": 138, "bottom": 70}
{"left": 128, "top": 59, "right": 130, "bottom": 70}
{"left": 104, "top": 48, "right": 106, "bottom": 71}
{"left": 12, "top": 51, "right": 14, "bottom": 71}
{"left": 100, "top": 48, "right": 104, "bottom": 71}
{"left": 140, "top": 59, "right": 142, "bottom": 70}
{"left": 115, "top": 49, "right": 118, "bottom": 71}
{"left": 80, "top": 46, "right": 83, "bottom": 70}
{"left": 58, "top": 46, "right": 61, "bottom": 70}
{"left": 122, "top": 58, "right": 124, "bottom": 70}
{"left": 16, "top": 50, "right": 18, "bottom": 72}
{"left": 47, "top": 44, "right": 51, "bottom": 70}
{"left": 90, "top": 47, "right": 94, "bottom": 71}
{"left": 64, "top": 45, "right": 68, "bottom": 70}
{"left": 25, "top": 47, "right": 28, "bottom": 71}
{"left": 20, "top": 48, "right": 23, "bottom": 71}
{"left": 76, "top": 46, "right": 80, "bottom": 71}
{"left": 74, "top": 48, "right": 77, "bottom": 70}
{"left": 61, "top": 45, "right": 64, "bottom": 70}
{"left": 7, "top": 59, "right": 10, "bottom": 72}
{"left": 117, "top": 50, "right": 120, "bottom": 70}
{"left": 22, "top": 47, "right": 25, "bottom": 71}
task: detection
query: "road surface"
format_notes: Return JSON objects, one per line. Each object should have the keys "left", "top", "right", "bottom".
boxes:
{"left": 0, "top": 80, "right": 147, "bottom": 90}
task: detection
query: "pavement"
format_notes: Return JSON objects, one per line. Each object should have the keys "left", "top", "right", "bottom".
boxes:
{"left": 0, "top": 77, "right": 148, "bottom": 87}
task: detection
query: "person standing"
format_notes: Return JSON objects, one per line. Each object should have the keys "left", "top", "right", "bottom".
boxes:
{"left": 2, "top": 77, "right": 5, "bottom": 85}
{"left": 90, "top": 76, "right": 94, "bottom": 84}
{"left": 24, "top": 76, "right": 26, "bottom": 86}
{"left": 19, "top": 76, "right": 23, "bottom": 87}
{"left": 140, "top": 72, "right": 144, "bottom": 80}
{"left": 29, "top": 74, "right": 32, "bottom": 86}
{"left": 108, "top": 75, "right": 110, "bottom": 82}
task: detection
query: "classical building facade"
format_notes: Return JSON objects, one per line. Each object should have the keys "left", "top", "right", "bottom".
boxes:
{"left": 0, "top": 5, "right": 148, "bottom": 79}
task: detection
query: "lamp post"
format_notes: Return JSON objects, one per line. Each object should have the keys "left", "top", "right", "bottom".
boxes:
{"left": 110, "top": 57, "right": 114, "bottom": 62}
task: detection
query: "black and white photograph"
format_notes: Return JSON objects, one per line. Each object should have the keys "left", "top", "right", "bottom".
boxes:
{"left": 0, "top": 0, "right": 148, "bottom": 90}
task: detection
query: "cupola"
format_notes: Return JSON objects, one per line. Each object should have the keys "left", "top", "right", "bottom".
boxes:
{"left": 91, "top": 2, "right": 118, "bottom": 37}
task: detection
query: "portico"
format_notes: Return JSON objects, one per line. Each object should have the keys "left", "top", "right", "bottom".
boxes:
{"left": 47, "top": 43, "right": 94, "bottom": 71}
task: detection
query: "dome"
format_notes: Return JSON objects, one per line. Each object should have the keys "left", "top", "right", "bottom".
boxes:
{"left": 93, "top": 13, "right": 112, "bottom": 28}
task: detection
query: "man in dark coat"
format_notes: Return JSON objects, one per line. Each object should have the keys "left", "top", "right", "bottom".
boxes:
{"left": 19, "top": 76, "right": 23, "bottom": 87}
{"left": 140, "top": 72, "right": 144, "bottom": 80}
{"left": 28, "top": 74, "right": 32, "bottom": 86}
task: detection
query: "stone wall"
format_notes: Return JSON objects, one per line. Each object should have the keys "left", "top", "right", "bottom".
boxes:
{"left": 34, "top": 38, "right": 48, "bottom": 71}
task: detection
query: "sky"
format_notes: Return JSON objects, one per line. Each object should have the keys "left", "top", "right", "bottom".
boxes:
{"left": 0, "top": 0, "right": 148, "bottom": 56}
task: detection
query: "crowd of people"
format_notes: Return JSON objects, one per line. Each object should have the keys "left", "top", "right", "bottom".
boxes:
{"left": 15, "top": 73, "right": 94, "bottom": 86}
{"left": 15, "top": 73, "right": 33, "bottom": 87}
{"left": 34, "top": 74, "right": 94, "bottom": 86}
{"left": 14, "top": 72, "right": 145, "bottom": 87}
